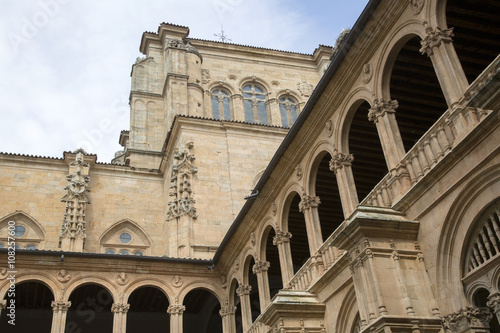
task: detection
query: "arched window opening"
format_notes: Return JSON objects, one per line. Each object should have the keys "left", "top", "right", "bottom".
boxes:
{"left": 242, "top": 84, "right": 268, "bottom": 124}
{"left": 264, "top": 227, "right": 283, "bottom": 299}
{"left": 183, "top": 289, "right": 221, "bottom": 333}
{"left": 446, "top": 0, "right": 500, "bottom": 84}
{"left": 246, "top": 257, "right": 261, "bottom": 322}
{"left": 279, "top": 96, "right": 299, "bottom": 127}
{"left": 287, "top": 193, "right": 311, "bottom": 274}
{"left": 66, "top": 284, "right": 114, "bottom": 333}
{"left": 473, "top": 288, "right": 500, "bottom": 332}
{"left": 348, "top": 101, "right": 387, "bottom": 202}
{"left": 127, "top": 286, "right": 170, "bottom": 332}
{"left": 0, "top": 281, "right": 53, "bottom": 332}
{"left": 389, "top": 36, "right": 448, "bottom": 152}
{"left": 314, "top": 153, "right": 344, "bottom": 241}
{"left": 231, "top": 280, "right": 243, "bottom": 333}
{"left": 212, "top": 89, "right": 231, "bottom": 120}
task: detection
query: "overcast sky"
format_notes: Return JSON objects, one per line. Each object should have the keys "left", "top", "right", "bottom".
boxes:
{"left": 0, "top": 0, "right": 369, "bottom": 162}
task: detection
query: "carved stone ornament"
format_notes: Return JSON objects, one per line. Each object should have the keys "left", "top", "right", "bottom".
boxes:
{"left": 368, "top": 99, "right": 399, "bottom": 123}
{"left": 219, "top": 305, "right": 237, "bottom": 317}
{"left": 236, "top": 285, "right": 252, "bottom": 297}
{"left": 273, "top": 230, "right": 292, "bottom": 245}
{"left": 420, "top": 24, "right": 454, "bottom": 57}
{"left": 298, "top": 195, "right": 321, "bottom": 212}
{"left": 57, "top": 269, "right": 71, "bottom": 283}
{"left": 60, "top": 150, "right": 91, "bottom": 242}
{"left": 271, "top": 202, "right": 277, "bottom": 216}
{"left": 252, "top": 261, "right": 270, "bottom": 274}
{"left": 166, "top": 38, "right": 186, "bottom": 50}
{"left": 442, "top": 306, "right": 493, "bottom": 333}
{"left": 0, "top": 268, "right": 7, "bottom": 280}
{"left": 0, "top": 300, "right": 6, "bottom": 310}
{"left": 167, "top": 304, "right": 186, "bottom": 315}
{"left": 296, "top": 164, "right": 303, "bottom": 180}
{"left": 172, "top": 275, "right": 183, "bottom": 287}
{"left": 409, "top": 0, "right": 424, "bottom": 14}
{"left": 325, "top": 119, "right": 333, "bottom": 137}
{"left": 329, "top": 150, "right": 354, "bottom": 173}
{"left": 221, "top": 275, "right": 227, "bottom": 288}
{"left": 111, "top": 303, "right": 130, "bottom": 313}
{"left": 116, "top": 272, "right": 129, "bottom": 286}
{"left": 297, "top": 80, "right": 314, "bottom": 97}
{"left": 487, "top": 292, "right": 500, "bottom": 314}
{"left": 250, "top": 232, "right": 256, "bottom": 246}
{"left": 165, "top": 142, "right": 198, "bottom": 221}
{"left": 361, "top": 63, "right": 373, "bottom": 83}
{"left": 51, "top": 300, "right": 71, "bottom": 312}
{"left": 233, "top": 257, "right": 240, "bottom": 273}
{"left": 202, "top": 68, "right": 211, "bottom": 84}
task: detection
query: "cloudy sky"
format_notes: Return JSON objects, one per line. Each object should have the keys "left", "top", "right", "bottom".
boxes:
{"left": 0, "top": 0, "right": 369, "bottom": 162}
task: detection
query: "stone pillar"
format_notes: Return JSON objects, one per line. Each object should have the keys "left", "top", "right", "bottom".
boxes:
{"left": 231, "top": 94, "right": 244, "bottom": 122}
{"left": 273, "top": 230, "right": 294, "bottom": 285}
{"left": 220, "top": 304, "right": 238, "bottom": 333}
{"left": 442, "top": 306, "right": 493, "bottom": 333}
{"left": 0, "top": 299, "right": 6, "bottom": 317}
{"left": 487, "top": 292, "right": 500, "bottom": 324}
{"left": 111, "top": 303, "right": 130, "bottom": 333}
{"left": 267, "top": 98, "right": 281, "bottom": 127}
{"left": 299, "top": 193, "right": 324, "bottom": 255}
{"left": 236, "top": 285, "right": 253, "bottom": 332}
{"left": 167, "top": 304, "right": 185, "bottom": 333}
{"left": 368, "top": 99, "right": 406, "bottom": 171}
{"left": 419, "top": 24, "right": 469, "bottom": 108}
{"left": 329, "top": 150, "right": 359, "bottom": 217}
{"left": 51, "top": 301, "right": 71, "bottom": 333}
{"left": 253, "top": 261, "right": 271, "bottom": 311}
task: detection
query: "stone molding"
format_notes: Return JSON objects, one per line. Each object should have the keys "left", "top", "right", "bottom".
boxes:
{"left": 420, "top": 24, "right": 454, "bottom": 57}
{"left": 368, "top": 99, "right": 399, "bottom": 123}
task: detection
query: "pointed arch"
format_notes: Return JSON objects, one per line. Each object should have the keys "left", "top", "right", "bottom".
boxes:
{"left": 98, "top": 218, "right": 153, "bottom": 255}
{"left": 0, "top": 211, "right": 46, "bottom": 250}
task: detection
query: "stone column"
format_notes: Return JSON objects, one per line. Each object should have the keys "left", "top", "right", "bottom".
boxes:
{"left": 273, "top": 230, "right": 294, "bottom": 285}
{"left": 236, "top": 285, "right": 252, "bottom": 332}
{"left": 168, "top": 304, "right": 185, "bottom": 333}
{"left": 51, "top": 300, "right": 71, "bottom": 333}
{"left": 442, "top": 306, "right": 493, "bottom": 333}
{"left": 487, "top": 292, "right": 500, "bottom": 324}
{"left": 220, "top": 304, "right": 238, "bottom": 333}
{"left": 231, "top": 94, "right": 244, "bottom": 122}
{"left": 419, "top": 24, "right": 469, "bottom": 108}
{"left": 0, "top": 299, "right": 6, "bottom": 317}
{"left": 299, "top": 194, "right": 324, "bottom": 255}
{"left": 267, "top": 98, "right": 281, "bottom": 127}
{"left": 111, "top": 303, "right": 130, "bottom": 333}
{"left": 253, "top": 261, "right": 271, "bottom": 311}
{"left": 368, "top": 99, "right": 406, "bottom": 171}
{"left": 329, "top": 151, "right": 358, "bottom": 217}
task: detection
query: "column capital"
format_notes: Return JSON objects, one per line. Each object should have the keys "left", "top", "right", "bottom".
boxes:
{"left": 252, "top": 261, "right": 270, "bottom": 274}
{"left": 167, "top": 304, "right": 186, "bottom": 315}
{"left": 236, "top": 285, "right": 252, "bottom": 297}
{"left": 442, "top": 306, "right": 492, "bottom": 332}
{"left": 419, "top": 24, "right": 454, "bottom": 57}
{"left": 273, "top": 230, "right": 292, "bottom": 245}
{"left": 51, "top": 300, "right": 72, "bottom": 312}
{"left": 487, "top": 292, "right": 500, "bottom": 313}
{"left": 219, "top": 305, "right": 237, "bottom": 317}
{"left": 111, "top": 303, "right": 130, "bottom": 314}
{"left": 329, "top": 151, "right": 354, "bottom": 173}
{"left": 368, "top": 99, "right": 398, "bottom": 123}
{"left": 298, "top": 195, "right": 321, "bottom": 212}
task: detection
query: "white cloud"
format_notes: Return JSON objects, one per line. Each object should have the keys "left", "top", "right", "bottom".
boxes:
{"left": 0, "top": 0, "right": 368, "bottom": 162}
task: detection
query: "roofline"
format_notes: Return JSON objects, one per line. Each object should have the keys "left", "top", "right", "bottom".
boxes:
{"left": 213, "top": 0, "right": 382, "bottom": 264}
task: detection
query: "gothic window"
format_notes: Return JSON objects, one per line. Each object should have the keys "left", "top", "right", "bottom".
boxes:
{"left": 279, "top": 96, "right": 299, "bottom": 127}
{"left": 211, "top": 88, "right": 231, "bottom": 120}
{"left": 242, "top": 83, "right": 268, "bottom": 124}
{"left": 99, "top": 219, "right": 152, "bottom": 255}
{"left": 0, "top": 212, "right": 45, "bottom": 250}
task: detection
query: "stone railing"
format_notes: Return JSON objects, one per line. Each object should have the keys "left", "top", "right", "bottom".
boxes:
{"left": 286, "top": 233, "right": 347, "bottom": 291}
{"left": 361, "top": 55, "right": 498, "bottom": 207}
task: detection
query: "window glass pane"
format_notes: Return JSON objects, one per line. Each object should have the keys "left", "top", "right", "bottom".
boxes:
{"left": 26, "top": 245, "right": 37, "bottom": 250}
{"left": 119, "top": 233, "right": 132, "bottom": 244}
{"left": 290, "top": 105, "right": 298, "bottom": 124}
{"left": 105, "top": 249, "right": 115, "bottom": 254}
{"left": 212, "top": 95, "right": 220, "bottom": 119}
{"left": 257, "top": 102, "right": 268, "bottom": 125}
{"left": 242, "top": 85, "right": 252, "bottom": 91}
{"left": 134, "top": 251, "right": 143, "bottom": 256}
{"left": 0, "top": 244, "right": 4, "bottom": 248}
{"left": 279, "top": 103, "right": 288, "bottom": 127}
{"left": 254, "top": 85, "right": 263, "bottom": 93}
{"left": 120, "top": 250, "right": 129, "bottom": 255}
{"left": 223, "top": 98, "right": 231, "bottom": 120}
{"left": 14, "top": 245, "right": 21, "bottom": 250}
{"left": 244, "top": 100, "right": 254, "bottom": 123}
{"left": 242, "top": 92, "right": 253, "bottom": 98}
{"left": 14, "top": 225, "right": 25, "bottom": 237}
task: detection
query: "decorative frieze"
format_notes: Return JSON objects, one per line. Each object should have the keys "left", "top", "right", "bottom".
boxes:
{"left": 51, "top": 300, "right": 71, "bottom": 312}
{"left": 236, "top": 285, "right": 252, "bottom": 297}
{"left": 252, "top": 261, "right": 270, "bottom": 274}
{"left": 298, "top": 195, "right": 321, "bottom": 212}
{"left": 368, "top": 99, "right": 399, "bottom": 123}
{"left": 329, "top": 151, "right": 354, "bottom": 173}
{"left": 59, "top": 149, "right": 91, "bottom": 248}
{"left": 167, "top": 304, "right": 186, "bottom": 315}
{"left": 419, "top": 24, "right": 454, "bottom": 57}
{"left": 442, "top": 306, "right": 493, "bottom": 333}
{"left": 111, "top": 303, "right": 130, "bottom": 314}
{"left": 165, "top": 142, "right": 198, "bottom": 220}
{"left": 273, "top": 230, "right": 292, "bottom": 245}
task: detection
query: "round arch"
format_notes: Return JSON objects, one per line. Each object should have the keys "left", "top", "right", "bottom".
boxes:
{"left": 337, "top": 93, "right": 373, "bottom": 154}
{"left": 0, "top": 274, "right": 58, "bottom": 301}
{"left": 303, "top": 141, "right": 335, "bottom": 196}
{"left": 123, "top": 278, "right": 174, "bottom": 305}
{"left": 279, "top": 189, "right": 302, "bottom": 233}
{"left": 238, "top": 77, "right": 271, "bottom": 95}
{"left": 64, "top": 275, "right": 118, "bottom": 303}
{"left": 178, "top": 281, "right": 225, "bottom": 305}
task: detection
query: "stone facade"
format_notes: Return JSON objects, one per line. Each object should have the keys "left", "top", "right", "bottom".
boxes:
{"left": 1, "top": 0, "right": 500, "bottom": 332}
